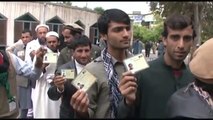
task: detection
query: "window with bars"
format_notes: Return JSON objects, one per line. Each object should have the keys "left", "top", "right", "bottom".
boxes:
{"left": 94, "top": 28, "right": 99, "bottom": 44}
{"left": 23, "top": 22, "right": 31, "bottom": 30}
{"left": 52, "top": 24, "right": 59, "bottom": 33}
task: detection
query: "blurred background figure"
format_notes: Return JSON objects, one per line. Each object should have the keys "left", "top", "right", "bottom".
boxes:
{"left": 157, "top": 40, "right": 165, "bottom": 57}
{"left": 132, "top": 37, "right": 143, "bottom": 55}
{"left": 145, "top": 41, "right": 152, "bottom": 57}
{"left": 7, "top": 29, "right": 34, "bottom": 119}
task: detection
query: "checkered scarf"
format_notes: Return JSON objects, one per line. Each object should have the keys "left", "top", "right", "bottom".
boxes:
{"left": 192, "top": 82, "right": 213, "bottom": 109}
{"left": 101, "top": 48, "right": 122, "bottom": 118}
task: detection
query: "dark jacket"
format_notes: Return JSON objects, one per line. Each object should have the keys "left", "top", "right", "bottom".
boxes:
{"left": 91, "top": 44, "right": 101, "bottom": 61}
{"left": 166, "top": 83, "right": 213, "bottom": 118}
{"left": 47, "top": 60, "right": 77, "bottom": 118}
{"left": 117, "top": 55, "right": 195, "bottom": 118}
{"left": 56, "top": 47, "right": 73, "bottom": 69}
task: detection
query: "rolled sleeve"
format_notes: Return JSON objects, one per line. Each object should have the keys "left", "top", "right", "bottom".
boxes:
{"left": 9, "top": 52, "right": 42, "bottom": 81}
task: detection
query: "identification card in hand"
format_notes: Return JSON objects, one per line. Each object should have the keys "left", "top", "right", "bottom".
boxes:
{"left": 43, "top": 53, "right": 58, "bottom": 63}
{"left": 124, "top": 53, "right": 149, "bottom": 74}
{"left": 61, "top": 69, "right": 75, "bottom": 79}
{"left": 71, "top": 69, "right": 96, "bottom": 92}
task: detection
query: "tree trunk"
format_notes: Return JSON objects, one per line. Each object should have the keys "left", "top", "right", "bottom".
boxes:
{"left": 190, "top": 2, "right": 200, "bottom": 60}
{"left": 194, "top": 2, "right": 200, "bottom": 45}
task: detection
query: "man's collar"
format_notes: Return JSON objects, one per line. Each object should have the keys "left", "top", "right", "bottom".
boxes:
{"left": 159, "top": 55, "right": 187, "bottom": 70}
{"left": 111, "top": 50, "right": 133, "bottom": 65}
{"left": 74, "top": 59, "right": 85, "bottom": 68}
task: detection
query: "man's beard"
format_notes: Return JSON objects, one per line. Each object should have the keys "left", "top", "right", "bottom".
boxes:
{"left": 66, "top": 42, "right": 73, "bottom": 49}
{"left": 38, "top": 38, "right": 46, "bottom": 45}
{"left": 51, "top": 48, "right": 58, "bottom": 53}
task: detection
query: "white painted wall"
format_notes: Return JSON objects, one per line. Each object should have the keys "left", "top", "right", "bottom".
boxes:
{"left": 0, "top": 2, "right": 100, "bottom": 45}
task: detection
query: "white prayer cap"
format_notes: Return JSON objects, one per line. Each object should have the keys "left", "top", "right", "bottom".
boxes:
{"left": 35, "top": 24, "right": 49, "bottom": 32}
{"left": 64, "top": 23, "right": 84, "bottom": 31}
{"left": 46, "top": 31, "right": 59, "bottom": 38}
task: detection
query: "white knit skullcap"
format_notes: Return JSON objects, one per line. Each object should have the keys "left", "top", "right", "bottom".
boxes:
{"left": 35, "top": 24, "right": 49, "bottom": 32}
{"left": 46, "top": 31, "right": 59, "bottom": 38}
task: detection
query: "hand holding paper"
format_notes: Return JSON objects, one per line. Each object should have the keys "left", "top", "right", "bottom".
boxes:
{"left": 43, "top": 52, "right": 58, "bottom": 63}
{"left": 71, "top": 69, "right": 96, "bottom": 92}
{"left": 61, "top": 69, "right": 75, "bottom": 79}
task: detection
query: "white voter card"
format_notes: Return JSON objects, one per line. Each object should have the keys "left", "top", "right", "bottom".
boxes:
{"left": 61, "top": 69, "right": 75, "bottom": 79}
{"left": 71, "top": 69, "right": 96, "bottom": 92}
{"left": 43, "top": 52, "right": 58, "bottom": 63}
{"left": 124, "top": 53, "right": 149, "bottom": 74}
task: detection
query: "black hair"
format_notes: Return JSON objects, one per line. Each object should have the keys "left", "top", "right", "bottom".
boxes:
{"left": 70, "top": 35, "right": 91, "bottom": 50}
{"left": 162, "top": 13, "right": 196, "bottom": 39}
{"left": 62, "top": 25, "right": 73, "bottom": 31}
{"left": 98, "top": 8, "right": 131, "bottom": 35}
{"left": 22, "top": 29, "right": 32, "bottom": 36}
{"left": 71, "top": 28, "right": 82, "bottom": 37}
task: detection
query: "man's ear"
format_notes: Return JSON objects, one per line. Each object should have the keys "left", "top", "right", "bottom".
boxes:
{"left": 162, "top": 36, "right": 167, "bottom": 47}
{"left": 100, "top": 34, "right": 107, "bottom": 41}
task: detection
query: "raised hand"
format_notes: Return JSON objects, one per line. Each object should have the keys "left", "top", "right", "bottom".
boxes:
{"left": 53, "top": 75, "right": 65, "bottom": 92}
{"left": 119, "top": 71, "right": 137, "bottom": 106}
{"left": 70, "top": 89, "right": 89, "bottom": 118}
{"left": 35, "top": 47, "right": 47, "bottom": 68}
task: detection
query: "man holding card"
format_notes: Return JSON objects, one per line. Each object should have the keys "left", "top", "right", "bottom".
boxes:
{"left": 117, "top": 13, "right": 196, "bottom": 118}
{"left": 69, "top": 9, "right": 133, "bottom": 118}
{"left": 47, "top": 35, "right": 92, "bottom": 118}
{"left": 25, "top": 24, "right": 49, "bottom": 65}
{"left": 31, "top": 31, "right": 61, "bottom": 118}
{"left": 0, "top": 45, "right": 46, "bottom": 118}
{"left": 23, "top": 24, "right": 49, "bottom": 118}
{"left": 56, "top": 24, "right": 84, "bottom": 69}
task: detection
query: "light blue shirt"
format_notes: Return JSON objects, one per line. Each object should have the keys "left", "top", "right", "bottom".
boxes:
{"left": 9, "top": 52, "right": 42, "bottom": 81}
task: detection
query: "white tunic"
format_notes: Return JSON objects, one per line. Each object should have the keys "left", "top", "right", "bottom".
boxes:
{"left": 29, "top": 43, "right": 61, "bottom": 118}
{"left": 25, "top": 39, "right": 41, "bottom": 65}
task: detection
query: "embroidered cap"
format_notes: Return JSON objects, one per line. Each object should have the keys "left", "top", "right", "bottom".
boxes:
{"left": 35, "top": 24, "right": 49, "bottom": 32}
{"left": 46, "top": 31, "right": 59, "bottom": 38}
{"left": 63, "top": 23, "right": 84, "bottom": 31}
{"left": 189, "top": 38, "right": 213, "bottom": 83}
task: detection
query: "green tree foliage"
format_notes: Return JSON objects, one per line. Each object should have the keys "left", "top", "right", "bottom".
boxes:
{"left": 94, "top": 7, "right": 105, "bottom": 14}
{"left": 149, "top": 2, "right": 213, "bottom": 43}
{"left": 133, "top": 14, "right": 163, "bottom": 43}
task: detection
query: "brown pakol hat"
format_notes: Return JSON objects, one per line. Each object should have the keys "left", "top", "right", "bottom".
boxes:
{"left": 189, "top": 38, "right": 213, "bottom": 83}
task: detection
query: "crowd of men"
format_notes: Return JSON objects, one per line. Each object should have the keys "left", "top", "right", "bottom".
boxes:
{"left": 0, "top": 8, "right": 213, "bottom": 119}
